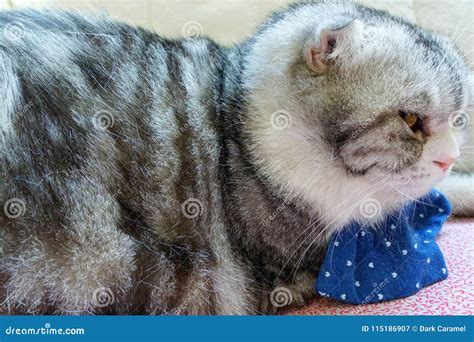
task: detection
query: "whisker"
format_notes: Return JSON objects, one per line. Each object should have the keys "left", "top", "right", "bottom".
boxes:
{"left": 277, "top": 183, "right": 379, "bottom": 278}
{"left": 287, "top": 180, "right": 389, "bottom": 280}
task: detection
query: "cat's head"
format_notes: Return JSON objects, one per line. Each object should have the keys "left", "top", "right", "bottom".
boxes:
{"left": 244, "top": 2, "right": 472, "bottom": 228}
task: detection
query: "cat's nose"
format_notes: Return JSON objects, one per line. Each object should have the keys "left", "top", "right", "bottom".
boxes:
{"left": 433, "top": 156, "right": 457, "bottom": 171}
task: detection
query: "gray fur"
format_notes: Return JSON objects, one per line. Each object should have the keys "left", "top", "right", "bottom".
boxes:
{"left": 0, "top": 1, "right": 472, "bottom": 315}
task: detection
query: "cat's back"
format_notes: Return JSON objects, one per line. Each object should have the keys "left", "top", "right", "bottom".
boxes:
{"left": 0, "top": 9, "right": 227, "bottom": 176}
{"left": 0, "top": 9, "right": 225, "bottom": 121}
{"left": 0, "top": 10, "right": 238, "bottom": 314}
{"left": 0, "top": 11, "right": 229, "bottom": 242}
{"left": 0, "top": 9, "right": 228, "bottom": 220}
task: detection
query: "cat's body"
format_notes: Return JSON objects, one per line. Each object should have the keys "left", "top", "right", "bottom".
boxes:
{"left": 0, "top": 1, "right": 472, "bottom": 314}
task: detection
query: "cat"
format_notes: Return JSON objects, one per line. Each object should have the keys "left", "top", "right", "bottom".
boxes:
{"left": 0, "top": 0, "right": 472, "bottom": 315}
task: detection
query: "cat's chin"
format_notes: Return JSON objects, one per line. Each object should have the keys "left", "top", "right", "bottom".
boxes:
{"left": 393, "top": 181, "right": 436, "bottom": 200}
{"left": 345, "top": 169, "right": 450, "bottom": 227}
{"left": 306, "top": 169, "right": 441, "bottom": 232}
{"left": 389, "top": 167, "right": 449, "bottom": 200}
{"left": 343, "top": 192, "right": 408, "bottom": 227}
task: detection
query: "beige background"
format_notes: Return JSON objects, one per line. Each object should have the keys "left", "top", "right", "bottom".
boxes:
{"left": 1, "top": 0, "right": 473, "bottom": 170}
{"left": 0, "top": 1, "right": 471, "bottom": 52}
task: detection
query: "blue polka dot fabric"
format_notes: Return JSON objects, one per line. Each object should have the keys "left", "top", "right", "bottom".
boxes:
{"left": 315, "top": 190, "right": 451, "bottom": 304}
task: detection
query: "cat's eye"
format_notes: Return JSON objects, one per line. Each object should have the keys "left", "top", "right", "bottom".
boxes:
{"left": 399, "top": 110, "right": 425, "bottom": 142}
{"left": 403, "top": 113, "right": 418, "bottom": 128}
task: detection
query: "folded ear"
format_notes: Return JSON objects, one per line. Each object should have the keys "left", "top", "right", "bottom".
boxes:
{"left": 306, "top": 20, "right": 364, "bottom": 74}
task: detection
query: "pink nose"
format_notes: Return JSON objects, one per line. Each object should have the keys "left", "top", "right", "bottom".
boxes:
{"left": 433, "top": 157, "right": 456, "bottom": 171}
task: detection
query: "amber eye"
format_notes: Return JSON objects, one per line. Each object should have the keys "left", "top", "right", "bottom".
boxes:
{"left": 399, "top": 111, "right": 419, "bottom": 128}
{"left": 399, "top": 111, "right": 425, "bottom": 141}
{"left": 404, "top": 113, "right": 417, "bottom": 127}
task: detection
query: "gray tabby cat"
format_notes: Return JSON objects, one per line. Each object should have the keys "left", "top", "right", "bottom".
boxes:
{"left": 0, "top": 0, "right": 472, "bottom": 314}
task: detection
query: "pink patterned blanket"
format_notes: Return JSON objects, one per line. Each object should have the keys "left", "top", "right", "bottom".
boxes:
{"left": 285, "top": 219, "right": 474, "bottom": 315}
